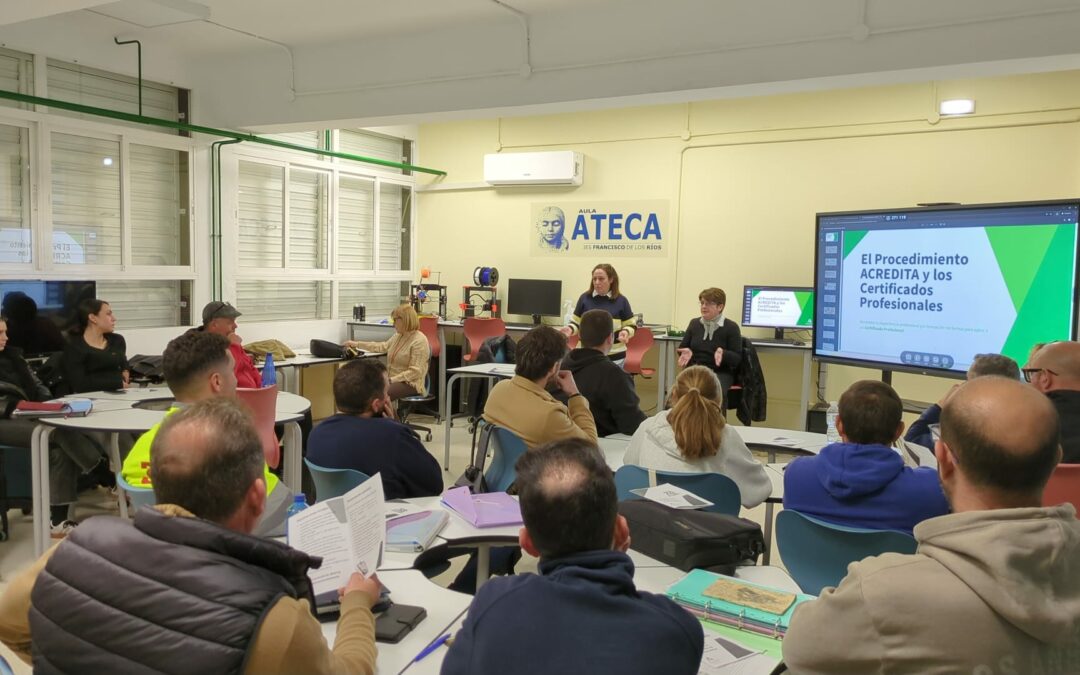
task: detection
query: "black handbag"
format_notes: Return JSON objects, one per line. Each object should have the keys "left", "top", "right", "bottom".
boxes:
{"left": 618, "top": 499, "right": 764, "bottom": 575}
{"left": 452, "top": 423, "right": 492, "bottom": 494}
{"left": 310, "top": 339, "right": 361, "bottom": 359}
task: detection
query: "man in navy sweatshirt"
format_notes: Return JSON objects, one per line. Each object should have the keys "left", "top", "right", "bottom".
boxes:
{"left": 784, "top": 380, "right": 949, "bottom": 535}
{"left": 442, "top": 438, "right": 704, "bottom": 675}
{"left": 308, "top": 359, "right": 442, "bottom": 500}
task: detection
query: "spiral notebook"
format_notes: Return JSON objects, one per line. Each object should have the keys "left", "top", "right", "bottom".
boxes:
{"left": 666, "top": 569, "right": 814, "bottom": 639}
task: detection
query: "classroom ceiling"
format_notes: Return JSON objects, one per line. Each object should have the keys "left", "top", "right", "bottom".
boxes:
{"left": 4, "top": 0, "right": 1080, "bottom": 127}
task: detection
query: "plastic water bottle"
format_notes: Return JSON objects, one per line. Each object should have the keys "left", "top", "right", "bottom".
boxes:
{"left": 285, "top": 494, "right": 308, "bottom": 542}
{"left": 826, "top": 401, "right": 840, "bottom": 443}
{"left": 262, "top": 352, "right": 277, "bottom": 387}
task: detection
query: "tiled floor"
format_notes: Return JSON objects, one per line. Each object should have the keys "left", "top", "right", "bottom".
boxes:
{"left": 0, "top": 412, "right": 789, "bottom": 671}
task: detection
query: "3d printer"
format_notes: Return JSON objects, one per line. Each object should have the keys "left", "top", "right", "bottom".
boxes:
{"left": 460, "top": 266, "right": 500, "bottom": 319}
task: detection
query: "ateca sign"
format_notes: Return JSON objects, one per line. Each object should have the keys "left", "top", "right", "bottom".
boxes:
{"left": 530, "top": 201, "right": 669, "bottom": 257}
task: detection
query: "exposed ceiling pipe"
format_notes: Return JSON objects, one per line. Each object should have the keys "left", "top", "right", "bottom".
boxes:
{"left": 203, "top": 19, "right": 297, "bottom": 101}
{"left": 489, "top": 0, "right": 533, "bottom": 78}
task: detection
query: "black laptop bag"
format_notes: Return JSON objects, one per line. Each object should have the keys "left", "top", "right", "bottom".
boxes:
{"left": 618, "top": 499, "right": 765, "bottom": 575}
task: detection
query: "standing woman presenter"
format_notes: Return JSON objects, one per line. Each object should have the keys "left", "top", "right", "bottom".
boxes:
{"left": 560, "top": 264, "right": 637, "bottom": 359}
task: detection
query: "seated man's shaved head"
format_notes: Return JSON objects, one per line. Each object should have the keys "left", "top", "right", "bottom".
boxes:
{"left": 1028, "top": 341, "right": 1080, "bottom": 388}
{"left": 940, "top": 376, "right": 1061, "bottom": 506}
{"left": 150, "top": 398, "right": 265, "bottom": 526}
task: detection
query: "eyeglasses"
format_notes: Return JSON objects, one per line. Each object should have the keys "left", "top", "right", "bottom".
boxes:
{"left": 1021, "top": 367, "right": 1057, "bottom": 383}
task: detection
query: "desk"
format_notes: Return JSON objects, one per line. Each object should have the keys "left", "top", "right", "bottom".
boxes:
{"left": 267, "top": 349, "right": 383, "bottom": 395}
{"left": 29, "top": 391, "right": 312, "bottom": 557}
{"left": 320, "top": 568, "right": 472, "bottom": 675}
{"left": 441, "top": 363, "right": 515, "bottom": 468}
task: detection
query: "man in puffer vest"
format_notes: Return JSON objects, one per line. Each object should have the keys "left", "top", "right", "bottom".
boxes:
{"left": 0, "top": 398, "right": 381, "bottom": 674}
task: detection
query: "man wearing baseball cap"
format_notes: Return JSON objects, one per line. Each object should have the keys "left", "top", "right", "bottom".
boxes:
{"left": 198, "top": 301, "right": 262, "bottom": 389}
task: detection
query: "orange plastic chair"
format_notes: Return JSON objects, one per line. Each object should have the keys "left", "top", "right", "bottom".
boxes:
{"left": 418, "top": 316, "right": 441, "bottom": 358}
{"left": 1043, "top": 463, "right": 1080, "bottom": 510}
{"left": 623, "top": 326, "right": 655, "bottom": 377}
{"left": 237, "top": 385, "right": 280, "bottom": 469}
{"left": 462, "top": 317, "right": 506, "bottom": 362}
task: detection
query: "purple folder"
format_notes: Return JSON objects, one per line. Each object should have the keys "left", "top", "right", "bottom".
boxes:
{"left": 441, "top": 486, "right": 523, "bottom": 528}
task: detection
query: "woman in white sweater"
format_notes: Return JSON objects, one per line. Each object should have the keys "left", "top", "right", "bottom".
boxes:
{"left": 623, "top": 365, "right": 771, "bottom": 508}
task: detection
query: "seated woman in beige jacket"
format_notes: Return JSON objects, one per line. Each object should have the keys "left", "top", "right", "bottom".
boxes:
{"left": 346, "top": 304, "right": 430, "bottom": 400}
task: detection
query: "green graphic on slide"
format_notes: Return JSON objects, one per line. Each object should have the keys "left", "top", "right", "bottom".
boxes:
{"left": 843, "top": 230, "right": 868, "bottom": 258}
{"left": 794, "top": 291, "right": 814, "bottom": 326}
{"left": 751, "top": 289, "right": 761, "bottom": 300}
{"left": 986, "top": 224, "right": 1077, "bottom": 364}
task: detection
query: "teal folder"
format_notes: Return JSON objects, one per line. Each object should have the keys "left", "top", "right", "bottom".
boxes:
{"left": 666, "top": 569, "right": 815, "bottom": 638}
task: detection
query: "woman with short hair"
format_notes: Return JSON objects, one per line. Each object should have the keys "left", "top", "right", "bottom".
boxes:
{"left": 346, "top": 304, "right": 431, "bottom": 400}
{"left": 623, "top": 366, "right": 770, "bottom": 508}
{"left": 676, "top": 287, "right": 742, "bottom": 407}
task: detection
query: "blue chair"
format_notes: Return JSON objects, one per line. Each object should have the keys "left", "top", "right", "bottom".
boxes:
{"left": 116, "top": 472, "right": 156, "bottom": 511}
{"left": 776, "top": 509, "right": 918, "bottom": 595}
{"left": 483, "top": 426, "right": 529, "bottom": 493}
{"left": 304, "top": 458, "right": 370, "bottom": 502}
{"left": 613, "top": 465, "right": 742, "bottom": 516}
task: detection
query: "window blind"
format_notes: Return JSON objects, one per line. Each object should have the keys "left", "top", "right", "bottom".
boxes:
{"left": 0, "top": 124, "right": 30, "bottom": 263}
{"left": 237, "top": 160, "right": 284, "bottom": 268}
{"left": 236, "top": 280, "right": 331, "bottom": 321}
{"left": 130, "top": 144, "right": 189, "bottom": 266}
{"left": 0, "top": 47, "right": 33, "bottom": 110}
{"left": 338, "top": 130, "right": 406, "bottom": 175}
{"left": 338, "top": 175, "right": 375, "bottom": 271}
{"left": 338, "top": 281, "right": 408, "bottom": 319}
{"left": 288, "top": 168, "right": 328, "bottom": 269}
{"left": 46, "top": 60, "right": 180, "bottom": 130}
{"left": 97, "top": 280, "right": 191, "bottom": 330}
{"left": 50, "top": 132, "right": 121, "bottom": 266}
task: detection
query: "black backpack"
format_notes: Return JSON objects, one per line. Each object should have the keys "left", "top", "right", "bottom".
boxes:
{"left": 618, "top": 499, "right": 764, "bottom": 575}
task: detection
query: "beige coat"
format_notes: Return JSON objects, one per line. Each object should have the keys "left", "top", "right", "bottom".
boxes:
{"left": 782, "top": 504, "right": 1080, "bottom": 674}
{"left": 482, "top": 375, "right": 598, "bottom": 449}
{"left": 354, "top": 330, "right": 430, "bottom": 395}
{"left": 0, "top": 505, "right": 377, "bottom": 674}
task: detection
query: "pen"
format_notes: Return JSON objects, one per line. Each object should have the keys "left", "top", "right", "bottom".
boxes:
{"left": 414, "top": 632, "right": 452, "bottom": 662}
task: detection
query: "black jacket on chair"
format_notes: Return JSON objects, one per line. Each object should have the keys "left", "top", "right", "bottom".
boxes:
{"left": 734, "top": 338, "right": 767, "bottom": 426}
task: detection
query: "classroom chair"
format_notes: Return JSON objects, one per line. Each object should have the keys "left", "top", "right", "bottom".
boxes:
{"left": 483, "top": 425, "right": 529, "bottom": 493}
{"left": 776, "top": 509, "right": 918, "bottom": 595}
{"left": 613, "top": 465, "right": 742, "bottom": 516}
{"left": 397, "top": 316, "right": 441, "bottom": 441}
{"left": 1043, "top": 463, "right": 1080, "bottom": 510}
{"left": 304, "top": 459, "right": 369, "bottom": 502}
{"left": 237, "top": 385, "right": 280, "bottom": 469}
{"left": 462, "top": 317, "right": 506, "bottom": 363}
{"left": 398, "top": 374, "right": 436, "bottom": 442}
{"left": 623, "top": 327, "right": 656, "bottom": 378}
{"left": 115, "top": 472, "right": 156, "bottom": 511}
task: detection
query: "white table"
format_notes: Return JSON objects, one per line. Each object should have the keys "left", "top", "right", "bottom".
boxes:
{"left": 29, "top": 391, "right": 312, "bottom": 556}
{"left": 320, "top": 569, "right": 472, "bottom": 675}
{"left": 441, "top": 363, "right": 516, "bottom": 468}
{"left": 264, "top": 349, "right": 383, "bottom": 395}
{"left": 736, "top": 426, "right": 826, "bottom": 462}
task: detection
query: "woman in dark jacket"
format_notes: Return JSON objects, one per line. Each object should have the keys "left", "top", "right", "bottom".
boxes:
{"left": 62, "top": 299, "right": 129, "bottom": 393}
{"left": 0, "top": 315, "right": 105, "bottom": 536}
{"left": 676, "top": 287, "right": 742, "bottom": 410}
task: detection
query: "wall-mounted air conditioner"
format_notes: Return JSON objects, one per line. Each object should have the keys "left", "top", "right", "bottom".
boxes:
{"left": 483, "top": 151, "right": 583, "bottom": 186}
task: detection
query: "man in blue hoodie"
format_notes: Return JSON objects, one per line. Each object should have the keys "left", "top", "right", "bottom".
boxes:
{"left": 784, "top": 380, "right": 949, "bottom": 534}
{"left": 442, "top": 438, "right": 704, "bottom": 675}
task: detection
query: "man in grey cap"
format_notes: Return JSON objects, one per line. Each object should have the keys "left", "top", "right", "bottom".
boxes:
{"left": 198, "top": 301, "right": 262, "bottom": 388}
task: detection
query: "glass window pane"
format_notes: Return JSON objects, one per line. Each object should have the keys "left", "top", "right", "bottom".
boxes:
{"left": 96, "top": 280, "right": 192, "bottom": 328}
{"left": 337, "top": 281, "right": 408, "bottom": 319}
{"left": 47, "top": 60, "right": 180, "bottom": 133}
{"left": 378, "top": 183, "right": 411, "bottom": 271}
{"left": 238, "top": 161, "right": 284, "bottom": 268}
{"left": 0, "top": 48, "right": 33, "bottom": 110}
{"left": 288, "top": 168, "right": 328, "bottom": 269}
{"left": 338, "top": 175, "right": 374, "bottom": 271}
{"left": 0, "top": 124, "right": 30, "bottom": 264}
{"left": 237, "top": 280, "right": 331, "bottom": 321}
{"left": 339, "top": 130, "right": 405, "bottom": 174}
{"left": 130, "top": 145, "right": 190, "bottom": 266}
{"left": 51, "top": 133, "right": 121, "bottom": 266}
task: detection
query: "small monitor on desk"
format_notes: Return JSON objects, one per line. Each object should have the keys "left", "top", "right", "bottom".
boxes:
{"left": 506, "top": 278, "right": 562, "bottom": 325}
{"left": 741, "top": 285, "right": 814, "bottom": 341}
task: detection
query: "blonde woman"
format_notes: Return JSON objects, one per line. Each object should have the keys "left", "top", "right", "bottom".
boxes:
{"left": 345, "top": 304, "right": 430, "bottom": 400}
{"left": 623, "top": 365, "right": 770, "bottom": 508}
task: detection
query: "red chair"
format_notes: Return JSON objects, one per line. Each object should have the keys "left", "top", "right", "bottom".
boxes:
{"left": 419, "top": 316, "right": 441, "bottom": 359}
{"left": 462, "top": 317, "right": 506, "bottom": 362}
{"left": 623, "top": 327, "right": 656, "bottom": 378}
{"left": 237, "top": 385, "right": 280, "bottom": 469}
{"left": 1043, "top": 463, "right": 1080, "bottom": 510}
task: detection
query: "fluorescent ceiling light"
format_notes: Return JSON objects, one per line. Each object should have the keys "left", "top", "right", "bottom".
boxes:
{"left": 939, "top": 99, "right": 975, "bottom": 115}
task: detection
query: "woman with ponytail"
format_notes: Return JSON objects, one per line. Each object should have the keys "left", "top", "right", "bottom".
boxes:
{"left": 623, "top": 365, "right": 770, "bottom": 508}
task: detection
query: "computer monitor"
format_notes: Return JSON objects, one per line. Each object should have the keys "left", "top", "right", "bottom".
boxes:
{"left": 813, "top": 199, "right": 1080, "bottom": 376}
{"left": 0, "top": 280, "right": 96, "bottom": 354}
{"left": 741, "top": 285, "right": 815, "bottom": 339}
{"left": 506, "top": 278, "right": 563, "bottom": 325}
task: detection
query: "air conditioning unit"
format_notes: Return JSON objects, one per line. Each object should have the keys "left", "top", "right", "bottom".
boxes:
{"left": 483, "top": 151, "right": 583, "bottom": 186}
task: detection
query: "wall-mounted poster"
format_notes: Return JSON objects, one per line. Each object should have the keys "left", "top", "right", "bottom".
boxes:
{"left": 531, "top": 200, "right": 669, "bottom": 257}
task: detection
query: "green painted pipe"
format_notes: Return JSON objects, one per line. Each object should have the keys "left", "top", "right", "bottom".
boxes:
{"left": 113, "top": 38, "right": 142, "bottom": 116}
{"left": 211, "top": 138, "right": 242, "bottom": 301}
{"left": 0, "top": 89, "right": 446, "bottom": 176}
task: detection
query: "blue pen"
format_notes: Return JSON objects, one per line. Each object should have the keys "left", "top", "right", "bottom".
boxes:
{"left": 414, "top": 633, "right": 452, "bottom": 662}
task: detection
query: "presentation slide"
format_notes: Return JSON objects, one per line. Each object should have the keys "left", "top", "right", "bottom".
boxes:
{"left": 743, "top": 287, "right": 813, "bottom": 328}
{"left": 814, "top": 202, "right": 1079, "bottom": 374}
